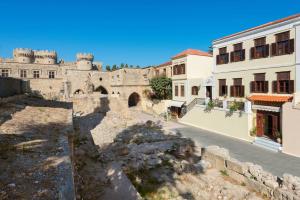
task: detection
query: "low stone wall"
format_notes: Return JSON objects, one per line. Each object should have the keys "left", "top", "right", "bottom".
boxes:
{"left": 0, "top": 77, "right": 28, "bottom": 98}
{"left": 180, "top": 105, "right": 254, "bottom": 142}
{"left": 202, "top": 145, "right": 300, "bottom": 200}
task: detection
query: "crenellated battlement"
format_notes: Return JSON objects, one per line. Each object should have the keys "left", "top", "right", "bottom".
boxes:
{"left": 76, "top": 53, "right": 94, "bottom": 61}
{"left": 34, "top": 50, "right": 57, "bottom": 58}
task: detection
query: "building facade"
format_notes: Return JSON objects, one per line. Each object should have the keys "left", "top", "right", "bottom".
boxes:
{"left": 212, "top": 14, "right": 300, "bottom": 147}
{"left": 0, "top": 48, "right": 159, "bottom": 107}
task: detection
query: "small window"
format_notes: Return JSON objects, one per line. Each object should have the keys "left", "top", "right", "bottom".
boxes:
{"left": 49, "top": 71, "right": 55, "bottom": 79}
{"left": 175, "top": 85, "right": 178, "bottom": 96}
{"left": 1, "top": 69, "right": 9, "bottom": 77}
{"left": 233, "top": 43, "right": 243, "bottom": 51}
{"left": 180, "top": 85, "right": 185, "bottom": 97}
{"left": 254, "top": 37, "right": 266, "bottom": 46}
{"left": 20, "top": 70, "right": 27, "bottom": 78}
{"left": 99, "top": 77, "right": 102, "bottom": 81}
{"left": 219, "top": 47, "right": 227, "bottom": 54}
{"left": 191, "top": 86, "right": 198, "bottom": 95}
{"left": 33, "top": 70, "right": 40, "bottom": 79}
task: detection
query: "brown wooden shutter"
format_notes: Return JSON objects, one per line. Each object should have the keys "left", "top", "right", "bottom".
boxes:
{"left": 241, "top": 49, "right": 245, "bottom": 61}
{"left": 225, "top": 86, "right": 228, "bottom": 96}
{"left": 250, "top": 47, "right": 255, "bottom": 59}
{"left": 289, "top": 80, "right": 294, "bottom": 94}
{"left": 272, "top": 81, "right": 277, "bottom": 93}
{"left": 271, "top": 43, "right": 277, "bottom": 56}
{"left": 240, "top": 86, "right": 245, "bottom": 97}
{"left": 264, "top": 81, "right": 269, "bottom": 93}
{"left": 230, "top": 86, "right": 234, "bottom": 97}
{"left": 289, "top": 39, "right": 295, "bottom": 54}
{"left": 225, "top": 53, "right": 229, "bottom": 63}
{"left": 263, "top": 44, "right": 269, "bottom": 58}
{"left": 216, "top": 55, "right": 220, "bottom": 65}
{"left": 230, "top": 52, "right": 234, "bottom": 62}
{"left": 271, "top": 115, "right": 279, "bottom": 137}
{"left": 250, "top": 81, "right": 255, "bottom": 93}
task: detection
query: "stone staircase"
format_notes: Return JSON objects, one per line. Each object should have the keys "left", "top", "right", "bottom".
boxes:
{"left": 253, "top": 137, "right": 282, "bottom": 152}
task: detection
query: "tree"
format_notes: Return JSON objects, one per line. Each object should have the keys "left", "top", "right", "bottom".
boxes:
{"left": 120, "top": 63, "right": 125, "bottom": 69}
{"left": 125, "top": 64, "right": 129, "bottom": 68}
{"left": 112, "top": 65, "right": 117, "bottom": 71}
{"left": 149, "top": 77, "right": 172, "bottom": 100}
{"left": 105, "top": 65, "right": 111, "bottom": 71}
{"left": 136, "top": 65, "right": 140, "bottom": 68}
{"left": 129, "top": 65, "right": 134, "bottom": 68}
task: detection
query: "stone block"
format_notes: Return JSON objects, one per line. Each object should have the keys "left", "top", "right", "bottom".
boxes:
{"left": 226, "top": 158, "right": 247, "bottom": 175}
{"left": 274, "top": 188, "right": 300, "bottom": 200}
{"left": 227, "top": 169, "right": 247, "bottom": 184}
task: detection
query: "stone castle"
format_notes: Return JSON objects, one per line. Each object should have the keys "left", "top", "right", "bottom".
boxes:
{"left": 0, "top": 48, "right": 166, "bottom": 106}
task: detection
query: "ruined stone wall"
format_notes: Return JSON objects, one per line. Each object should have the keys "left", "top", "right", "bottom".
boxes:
{"left": 0, "top": 77, "right": 28, "bottom": 98}
{"left": 202, "top": 145, "right": 300, "bottom": 200}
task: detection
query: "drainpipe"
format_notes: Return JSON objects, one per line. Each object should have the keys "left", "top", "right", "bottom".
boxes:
{"left": 295, "top": 23, "right": 300, "bottom": 104}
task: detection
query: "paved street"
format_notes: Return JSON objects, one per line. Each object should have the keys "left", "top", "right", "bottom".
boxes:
{"left": 138, "top": 112, "right": 300, "bottom": 177}
{"left": 174, "top": 124, "right": 300, "bottom": 177}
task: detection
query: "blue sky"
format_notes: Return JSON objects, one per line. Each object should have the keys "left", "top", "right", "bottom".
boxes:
{"left": 0, "top": 0, "right": 299, "bottom": 67}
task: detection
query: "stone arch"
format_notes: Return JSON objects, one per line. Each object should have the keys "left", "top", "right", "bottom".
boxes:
{"left": 74, "top": 89, "right": 84, "bottom": 95}
{"left": 94, "top": 85, "right": 108, "bottom": 94}
{"left": 128, "top": 92, "right": 141, "bottom": 107}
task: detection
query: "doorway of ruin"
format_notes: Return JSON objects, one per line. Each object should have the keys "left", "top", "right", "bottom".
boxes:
{"left": 128, "top": 92, "right": 140, "bottom": 107}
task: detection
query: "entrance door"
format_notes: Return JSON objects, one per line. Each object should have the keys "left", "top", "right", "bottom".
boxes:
{"left": 206, "top": 86, "right": 212, "bottom": 100}
{"left": 256, "top": 112, "right": 264, "bottom": 137}
{"left": 271, "top": 114, "right": 279, "bottom": 138}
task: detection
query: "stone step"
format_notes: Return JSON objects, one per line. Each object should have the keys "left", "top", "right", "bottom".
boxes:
{"left": 253, "top": 137, "right": 281, "bottom": 152}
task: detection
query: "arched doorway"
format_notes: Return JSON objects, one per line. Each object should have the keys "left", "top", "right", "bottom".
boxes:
{"left": 128, "top": 92, "right": 140, "bottom": 107}
{"left": 94, "top": 86, "right": 108, "bottom": 94}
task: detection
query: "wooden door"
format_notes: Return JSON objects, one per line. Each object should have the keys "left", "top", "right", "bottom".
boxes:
{"left": 271, "top": 115, "right": 279, "bottom": 138}
{"left": 256, "top": 113, "right": 264, "bottom": 137}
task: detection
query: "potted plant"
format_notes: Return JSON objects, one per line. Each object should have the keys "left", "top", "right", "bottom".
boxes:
{"left": 274, "top": 131, "right": 282, "bottom": 144}
{"left": 250, "top": 126, "right": 257, "bottom": 137}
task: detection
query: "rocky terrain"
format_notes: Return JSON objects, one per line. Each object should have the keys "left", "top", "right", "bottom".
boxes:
{"left": 0, "top": 97, "right": 73, "bottom": 200}
{"left": 88, "top": 107, "right": 267, "bottom": 200}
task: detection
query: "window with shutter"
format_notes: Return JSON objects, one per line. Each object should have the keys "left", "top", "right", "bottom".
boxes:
{"left": 276, "top": 71, "right": 293, "bottom": 94}
{"left": 219, "top": 79, "right": 227, "bottom": 96}
{"left": 217, "top": 47, "right": 229, "bottom": 65}
{"left": 180, "top": 85, "right": 185, "bottom": 97}
{"left": 251, "top": 73, "right": 267, "bottom": 93}
{"left": 231, "top": 43, "right": 245, "bottom": 62}
{"left": 191, "top": 86, "right": 198, "bottom": 95}
{"left": 272, "top": 31, "right": 294, "bottom": 56}
{"left": 175, "top": 85, "right": 178, "bottom": 96}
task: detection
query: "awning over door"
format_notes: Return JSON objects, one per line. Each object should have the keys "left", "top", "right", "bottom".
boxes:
{"left": 168, "top": 100, "right": 185, "bottom": 108}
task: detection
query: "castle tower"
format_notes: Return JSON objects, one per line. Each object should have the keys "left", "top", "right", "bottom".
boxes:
{"left": 13, "top": 48, "right": 34, "bottom": 63}
{"left": 76, "top": 53, "right": 94, "bottom": 70}
{"left": 33, "top": 50, "right": 57, "bottom": 64}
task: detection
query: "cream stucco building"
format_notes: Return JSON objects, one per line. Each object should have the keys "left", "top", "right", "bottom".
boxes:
{"left": 210, "top": 14, "right": 300, "bottom": 154}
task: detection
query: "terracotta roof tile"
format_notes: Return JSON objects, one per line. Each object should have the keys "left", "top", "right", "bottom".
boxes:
{"left": 215, "top": 13, "right": 300, "bottom": 42}
{"left": 247, "top": 95, "right": 293, "bottom": 103}
{"left": 172, "top": 49, "right": 212, "bottom": 59}
{"left": 157, "top": 61, "right": 172, "bottom": 67}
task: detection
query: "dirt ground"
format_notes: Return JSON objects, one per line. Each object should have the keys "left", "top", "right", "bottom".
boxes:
{"left": 0, "top": 97, "right": 71, "bottom": 200}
